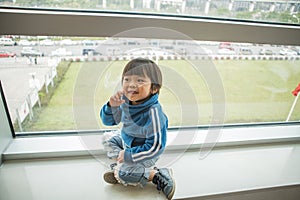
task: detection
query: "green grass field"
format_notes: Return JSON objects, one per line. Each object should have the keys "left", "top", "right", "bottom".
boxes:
{"left": 25, "top": 59, "right": 300, "bottom": 131}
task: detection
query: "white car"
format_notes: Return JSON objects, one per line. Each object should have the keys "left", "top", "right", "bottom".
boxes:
{"left": 0, "top": 38, "right": 16, "bottom": 46}
{"left": 82, "top": 40, "right": 98, "bottom": 46}
{"left": 21, "top": 47, "right": 45, "bottom": 57}
{"left": 51, "top": 48, "right": 72, "bottom": 56}
{"left": 40, "top": 39, "right": 55, "bottom": 46}
{"left": 21, "top": 47, "right": 44, "bottom": 57}
{"left": 279, "top": 48, "right": 297, "bottom": 56}
{"left": 217, "top": 48, "right": 236, "bottom": 55}
{"left": 18, "top": 39, "right": 36, "bottom": 46}
{"left": 60, "top": 39, "right": 76, "bottom": 46}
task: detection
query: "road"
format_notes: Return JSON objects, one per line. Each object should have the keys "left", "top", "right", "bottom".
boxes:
{"left": 0, "top": 56, "right": 54, "bottom": 123}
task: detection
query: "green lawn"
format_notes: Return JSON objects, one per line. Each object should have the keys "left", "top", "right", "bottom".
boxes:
{"left": 26, "top": 59, "right": 300, "bottom": 131}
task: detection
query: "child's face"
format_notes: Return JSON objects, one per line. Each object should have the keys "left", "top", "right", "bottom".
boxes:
{"left": 122, "top": 74, "right": 153, "bottom": 104}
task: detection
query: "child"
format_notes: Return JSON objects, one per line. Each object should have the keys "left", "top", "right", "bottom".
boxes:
{"left": 100, "top": 58, "right": 175, "bottom": 199}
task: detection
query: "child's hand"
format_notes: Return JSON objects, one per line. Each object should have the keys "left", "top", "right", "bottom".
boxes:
{"left": 109, "top": 90, "right": 125, "bottom": 107}
{"left": 117, "top": 150, "right": 125, "bottom": 163}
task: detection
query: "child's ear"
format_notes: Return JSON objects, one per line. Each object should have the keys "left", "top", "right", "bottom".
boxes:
{"left": 151, "top": 89, "right": 158, "bottom": 94}
{"left": 151, "top": 85, "right": 158, "bottom": 94}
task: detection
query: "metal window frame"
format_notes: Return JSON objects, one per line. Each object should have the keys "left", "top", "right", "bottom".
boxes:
{"left": 0, "top": 7, "right": 299, "bottom": 45}
{"left": 0, "top": 7, "right": 300, "bottom": 136}
{"left": 0, "top": 81, "right": 15, "bottom": 138}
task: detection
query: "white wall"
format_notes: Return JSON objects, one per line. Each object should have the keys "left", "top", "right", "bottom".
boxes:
{"left": 0, "top": 82, "right": 13, "bottom": 165}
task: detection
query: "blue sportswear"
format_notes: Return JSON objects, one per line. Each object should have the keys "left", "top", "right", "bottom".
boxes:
{"left": 100, "top": 94, "right": 168, "bottom": 164}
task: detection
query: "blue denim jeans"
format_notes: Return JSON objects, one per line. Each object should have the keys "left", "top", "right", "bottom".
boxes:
{"left": 102, "top": 131, "right": 158, "bottom": 187}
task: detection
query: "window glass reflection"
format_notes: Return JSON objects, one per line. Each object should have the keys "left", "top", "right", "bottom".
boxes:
{"left": 0, "top": 35, "right": 299, "bottom": 133}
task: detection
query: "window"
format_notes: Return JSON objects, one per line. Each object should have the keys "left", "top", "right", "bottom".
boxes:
{"left": 0, "top": 1, "right": 299, "bottom": 134}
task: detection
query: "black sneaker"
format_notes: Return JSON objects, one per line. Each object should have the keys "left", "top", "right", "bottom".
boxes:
{"left": 152, "top": 168, "right": 175, "bottom": 200}
{"left": 103, "top": 163, "right": 118, "bottom": 184}
{"left": 103, "top": 171, "right": 118, "bottom": 184}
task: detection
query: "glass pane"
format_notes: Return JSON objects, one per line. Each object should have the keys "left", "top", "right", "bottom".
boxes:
{"left": 1, "top": 0, "right": 299, "bottom": 24}
{"left": 0, "top": 35, "right": 299, "bottom": 133}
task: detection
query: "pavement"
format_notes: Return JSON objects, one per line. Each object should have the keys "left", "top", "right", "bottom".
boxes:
{"left": 0, "top": 56, "right": 57, "bottom": 123}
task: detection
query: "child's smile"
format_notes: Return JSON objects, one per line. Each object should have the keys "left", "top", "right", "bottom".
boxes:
{"left": 123, "top": 75, "right": 152, "bottom": 104}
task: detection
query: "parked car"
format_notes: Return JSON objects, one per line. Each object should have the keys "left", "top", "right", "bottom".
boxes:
{"left": 18, "top": 39, "right": 36, "bottom": 46}
{"left": 239, "top": 47, "right": 253, "bottom": 55}
{"left": 217, "top": 48, "right": 236, "bottom": 55}
{"left": 40, "top": 39, "right": 55, "bottom": 46}
{"left": 21, "top": 47, "right": 44, "bottom": 57}
{"left": 219, "top": 42, "right": 234, "bottom": 50}
{"left": 51, "top": 48, "right": 72, "bottom": 56}
{"left": 291, "top": 47, "right": 300, "bottom": 55}
{"left": 82, "top": 49, "right": 101, "bottom": 56}
{"left": 123, "top": 40, "right": 140, "bottom": 45}
{"left": 0, "top": 50, "right": 16, "bottom": 58}
{"left": 259, "top": 48, "right": 274, "bottom": 55}
{"left": 59, "top": 39, "right": 76, "bottom": 46}
{"left": 82, "top": 40, "right": 98, "bottom": 46}
{"left": 0, "top": 37, "right": 16, "bottom": 46}
{"left": 279, "top": 48, "right": 297, "bottom": 56}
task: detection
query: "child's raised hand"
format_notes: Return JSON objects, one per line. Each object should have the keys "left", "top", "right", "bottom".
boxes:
{"left": 109, "top": 90, "right": 125, "bottom": 107}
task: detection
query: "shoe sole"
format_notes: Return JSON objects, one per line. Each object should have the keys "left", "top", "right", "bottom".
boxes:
{"left": 103, "top": 171, "right": 118, "bottom": 184}
{"left": 167, "top": 168, "right": 176, "bottom": 200}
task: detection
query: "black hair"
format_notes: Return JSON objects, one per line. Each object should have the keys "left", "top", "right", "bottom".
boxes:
{"left": 122, "top": 58, "right": 162, "bottom": 94}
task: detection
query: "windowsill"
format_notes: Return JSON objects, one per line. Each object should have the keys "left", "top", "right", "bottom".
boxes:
{"left": 2, "top": 123, "right": 300, "bottom": 200}
{"left": 3, "top": 123, "right": 300, "bottom": 160}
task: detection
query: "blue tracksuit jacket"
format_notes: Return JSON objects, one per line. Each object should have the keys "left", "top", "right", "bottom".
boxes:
{"left": 100, "top": 94, "right": 168, "bottom": 164}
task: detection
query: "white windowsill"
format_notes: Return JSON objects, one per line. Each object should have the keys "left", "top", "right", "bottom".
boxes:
{"left": 1, "top": 124, "right": 300, "bottom": 200}
{"left": 3, "top": 124, "right": 300, "bottom": 160}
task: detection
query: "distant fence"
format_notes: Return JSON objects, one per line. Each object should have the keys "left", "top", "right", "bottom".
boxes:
{"left": 62, "top": 54, "right": 300, "bottom": 62}
{"left": 15, "top": 58, "right": 59, "bottom": 132}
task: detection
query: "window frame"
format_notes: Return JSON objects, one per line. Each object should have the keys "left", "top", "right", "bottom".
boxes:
{"left": 0, "top": 6, "right": 300, "bottom": 136}
{"left": 0, "top": 6, "right": 299, "bottom": 45}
